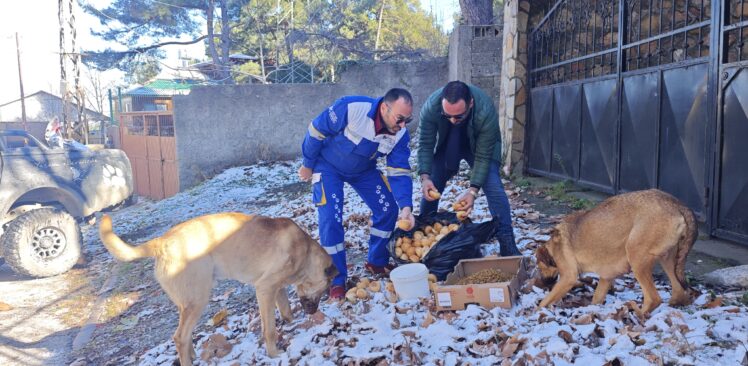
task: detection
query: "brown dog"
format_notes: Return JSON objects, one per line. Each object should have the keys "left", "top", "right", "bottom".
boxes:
{"left": 535, "top": 189, "right": 696, "bottom": 315}
{"left": 99, "top": 213, "right": 337, "bottom": 365}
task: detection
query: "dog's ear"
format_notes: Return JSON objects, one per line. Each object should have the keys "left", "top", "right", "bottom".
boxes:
{"left": 325, "top": 264, "right": 339, "bottom": 279}
{"left": 536, "top": 246, "right": 556, "bottom": 267}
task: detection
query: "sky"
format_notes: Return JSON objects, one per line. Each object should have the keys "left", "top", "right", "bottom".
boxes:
{"left": 0, "top": 0, "right": 459, "bottom": 108}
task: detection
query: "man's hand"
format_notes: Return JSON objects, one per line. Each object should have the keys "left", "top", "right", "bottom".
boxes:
{"left": 454, "top": 188, "right": 478, "bottom": 214}
{"left": 298, "top": 166, "right": 313, "bottom": 182}
{"left": 421, "top": 175, "right": 438, "bottom": 201}
{"left": 398, "top": 206, "right": 415, "bottom": 230}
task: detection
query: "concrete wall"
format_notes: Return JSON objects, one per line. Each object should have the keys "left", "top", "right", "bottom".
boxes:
{"left": 174, "top": 58, "right": 448, "bottom": 189}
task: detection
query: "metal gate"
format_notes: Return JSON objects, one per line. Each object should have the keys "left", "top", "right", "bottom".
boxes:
{"left": 118, "top": 111, "right": 179, "bottom": 200}
{"left": 714, "top": 0, "right": 748, "bottom": 242}
{"left": 528, "top": 0, "right": 748, "bottom": 244}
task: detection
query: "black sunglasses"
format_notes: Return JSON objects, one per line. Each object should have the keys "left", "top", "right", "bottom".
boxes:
{"left": 386, "top": 103, "right": 414, "bottom": 125}
{"left": 441, "top": 107, "right": 470, "bottom": 122}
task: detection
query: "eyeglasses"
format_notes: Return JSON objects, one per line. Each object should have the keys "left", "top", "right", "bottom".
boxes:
{"left": 386, "top": 103, "right": 414, "bottom": 125}
{"left": 441, "top": 107, "right": 470, "bottom": 122}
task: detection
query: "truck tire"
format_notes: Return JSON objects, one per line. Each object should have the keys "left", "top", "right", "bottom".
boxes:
{"left": 0, "top": 208, "right": 81, "bottom": 277}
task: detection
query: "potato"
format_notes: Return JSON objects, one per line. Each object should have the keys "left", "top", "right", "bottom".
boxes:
{"left": 453, "top": 201, "right": 466, "bottom": 211}
{"left": 421, "top": 246, "right": 432, "bottom": 257}
{"left": 346, "top": 291, "right": 358, "bottom": 303}
{"left": 397, "top": 219, "right": 413, "bottom": 231}
{"left": 424, "top": 226, "right": 434, "bottom": 235}
{"left": 346, "top": 287, "right": 359, "bottom": 302}
{"left": 395, "top": 247, "right": 403, "bottom": 256}
{"left": 385, "top": 281, "right": 396, "bottom": 293}
{"left": 406, "top": 246, "right": 416, "bottom": 256}
{"left": 448, "top": 224, "right": 459, "bottom": 231}
{"left": 428, "top": 189, "right": 441, "bottom": 199}
{"left": 403, "top": 237, "right": 412, "bottom": 245}
{"left": 456, "top": 211, "right": 469, "bottom": 221}
{"left": 400, "top": 254, "right": 409, "bottom": 261}
{"left": 408, "top": 254, "right": 420, "bottom": 262}
{"left": 433, "top": 222, "right": 443, "bottom": 232}
{"left": 413, "top": 231, "right": 424, "bottom": 240}
{"left": 440, "top": 227, "right": 449, "bottom": 235}
{"left": 402, "top": 243, "right": 411, "bottom": 251}
{"left": 356, "top": 288, "right": 369, "bottom": 299}
{"left": 415, "top": 247, "right": 423, "bottom": 256}
{"left": 435, "top": 234, "right": 445, "bottom": 242}
{"left": 368, "top": 280, "right": 381, "bottom": 292}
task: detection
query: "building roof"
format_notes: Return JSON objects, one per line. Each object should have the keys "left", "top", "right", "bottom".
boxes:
{"left": 124, "top": 79, "right": 204, "bottom": 96}
{"left": 0, "top": 90, "right": 108, "bottom": 122}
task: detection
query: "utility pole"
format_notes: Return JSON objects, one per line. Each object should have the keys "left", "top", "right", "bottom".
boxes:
{"left": 15, "top": 33, "right": 28, "bottom": 131}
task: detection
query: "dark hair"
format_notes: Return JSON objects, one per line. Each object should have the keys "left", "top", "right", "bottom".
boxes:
{"left": 383, "top": 88, "right": 413, "bottom": 105}
{"left": 441, "top": 81, "right": 472, "bottom": 104}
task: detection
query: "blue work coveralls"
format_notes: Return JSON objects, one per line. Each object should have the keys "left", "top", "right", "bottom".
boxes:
{"left": 301, "top": 96, "right": 413, "bottom": 286}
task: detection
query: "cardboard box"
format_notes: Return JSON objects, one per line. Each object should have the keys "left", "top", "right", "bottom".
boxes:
{"left": 433, "top": 256, "right": 529, "bottom": 311}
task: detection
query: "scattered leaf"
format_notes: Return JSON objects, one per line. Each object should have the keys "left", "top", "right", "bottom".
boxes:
{"left": 200, "top": 334, "right": 232, "bottom": 361}
{"left": 501, "top": 341, "right": 519, "bottom": 357}
{"left": 558, "top": 330, "right": 573, "bottom": 343}
{"left": 0, "top": 301, "right": 13, "bottom": 312}
{"left": 704, "top": 296, "right": 723, "bottom": 309}
{"left": 211, "top": 309, "right": 229, "bottom": 327}
{"left": 421, "top": 312, "right": 435, "bottom": 328}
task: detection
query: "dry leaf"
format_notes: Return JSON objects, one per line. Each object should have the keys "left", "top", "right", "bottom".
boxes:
{"left": 726, "top": 307, "right": 741, "bottom": 313}
{"left": 395, "top": 305, "right": 412, "bottom": 314}
{"left": 501, "top": 341, "right": 519, "bottom": 357}
{"left": 704, "top": 296, "right": 723, "bottom": 309}
{"left": 391, "top": 315, "right": 401, "bottom": 329}
{"left": 401, "top": 330, "right": 417, "bottom": 338}
{"left": 421, "top": 312, "right": 435, "bottom": 328}
{"left": 311, "top": 311, "right": 326, "bottom": 324}
{"left": 211, "top": 309, "right": 229, "bottom": 327}
{"left": 441, "top": 312, "right": 458, "bottom": 324}
{"left": 558, "top": 330, "right": 573, "bottom": 343}
{"left": 200, "top": 334, "right": 233, "bottom": 361}
{"left": 0, "top": 301, "right": 13, "bottom": 312}
{"left": 571, "top": 313, "right": 594, "bottom": 325}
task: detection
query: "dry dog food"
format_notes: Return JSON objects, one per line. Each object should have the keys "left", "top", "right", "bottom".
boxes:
{"left": 455, "top": 268, "right": 513, "bottom": 285}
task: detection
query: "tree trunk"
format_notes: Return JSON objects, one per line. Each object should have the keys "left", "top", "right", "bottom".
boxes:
{"left": 374, "top": 0, "right": 386, "bottom": 61}
{"left": 219, "top": 0, "right": 232, "bottom": 84}
{"left": 459, "top": 0, "right": 494, "bottom": 25}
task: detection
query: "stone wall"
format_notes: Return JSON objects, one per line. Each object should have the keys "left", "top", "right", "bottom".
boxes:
{"left": 499, "top": 0, "right": 530, "bottom": 176}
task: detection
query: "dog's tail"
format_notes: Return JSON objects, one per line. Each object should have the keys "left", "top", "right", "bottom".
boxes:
{"left": 674, "top": 204, "right": 698, "bottom": 291}
{"left": 99, "top": 214, "right": 158, "bottom": 261}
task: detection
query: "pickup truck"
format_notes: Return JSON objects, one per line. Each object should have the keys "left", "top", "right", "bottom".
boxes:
{"left": 0, "top": 129, "right": 134, "bottom": 277}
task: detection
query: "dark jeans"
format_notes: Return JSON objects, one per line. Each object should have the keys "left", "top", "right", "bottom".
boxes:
{"left": 420, "top": 156, "right": 518, "bottom": 252}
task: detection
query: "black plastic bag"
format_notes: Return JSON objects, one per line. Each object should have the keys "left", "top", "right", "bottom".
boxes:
{"left": 388, "top": 212, "right": 498, "bottom": 280}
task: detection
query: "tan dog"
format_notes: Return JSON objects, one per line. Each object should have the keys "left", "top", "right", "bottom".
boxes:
{"left": 535, "top": 189, "right": 696, "bottom": 315}
{"left": 99, "top": 213, "right": 337, "bottom": 365}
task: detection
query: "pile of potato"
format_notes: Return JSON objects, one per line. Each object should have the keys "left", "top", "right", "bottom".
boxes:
{"left": 345, "top": 274, "right": 441, "bottom": 303}
{"left": 394, "top": 222, "right": 460, "bottom": 263}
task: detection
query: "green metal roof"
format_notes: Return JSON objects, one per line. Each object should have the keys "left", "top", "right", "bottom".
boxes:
{"left": 124, "top": 79, "right": 203, "bottom": 96}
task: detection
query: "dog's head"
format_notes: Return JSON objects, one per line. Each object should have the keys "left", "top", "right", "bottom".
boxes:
{"left": 535, "top": 231, "right": 560, "bottom": 288}
{"left": 296, "top": 247, "right": 338, "bottom": 314}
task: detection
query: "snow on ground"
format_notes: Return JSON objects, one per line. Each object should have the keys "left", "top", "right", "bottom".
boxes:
{"left": 96, "top": 159, "right": 748, "bottom": 365}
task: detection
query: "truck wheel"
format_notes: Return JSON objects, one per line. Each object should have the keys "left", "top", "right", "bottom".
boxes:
{"left": 0, "top": 208, "right": 81, "bottom": 277}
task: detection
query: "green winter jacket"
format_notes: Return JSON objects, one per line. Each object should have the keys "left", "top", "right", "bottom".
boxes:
{"left": 417, "top": 84, "right": 502, "bottom": 188}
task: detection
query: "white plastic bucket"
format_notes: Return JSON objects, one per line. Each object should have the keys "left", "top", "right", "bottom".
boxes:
{"left": 389, "top": 263, "right": 430, "bottom": 300}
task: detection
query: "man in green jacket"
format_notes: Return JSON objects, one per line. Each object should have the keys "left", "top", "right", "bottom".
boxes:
{"left": 417, "top": 80, "right": 521, "bottom": 256}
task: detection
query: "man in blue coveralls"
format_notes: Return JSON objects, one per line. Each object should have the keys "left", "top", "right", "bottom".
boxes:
{"left": 298, "top": 88, "right": 416, "bottom": 300}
